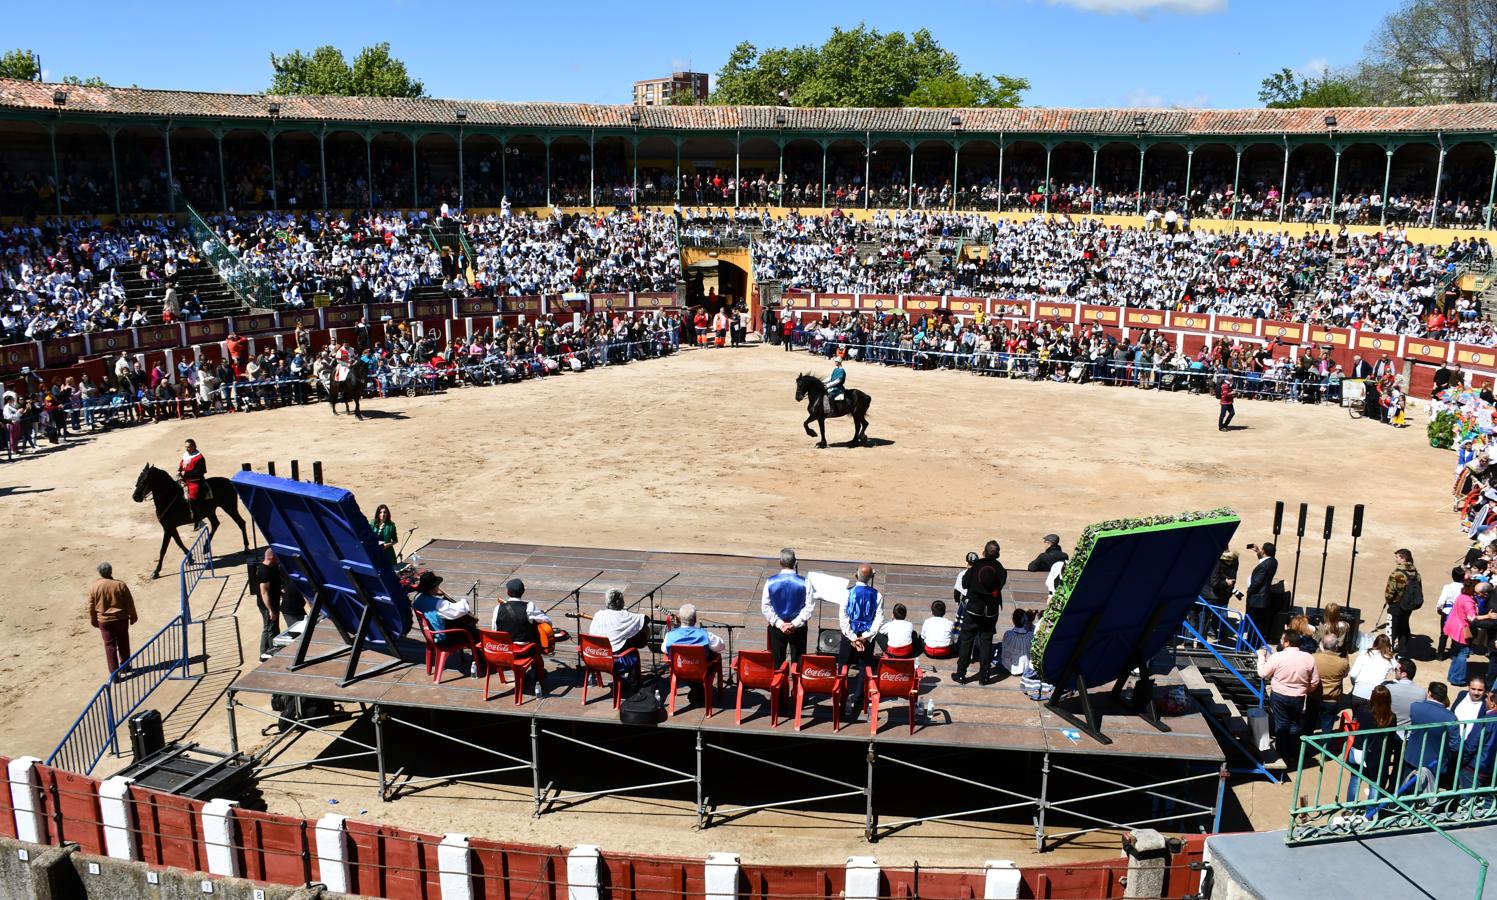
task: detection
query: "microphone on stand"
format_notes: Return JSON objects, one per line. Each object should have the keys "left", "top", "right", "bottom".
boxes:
{"left": 396, "top": 524, "right": 420, "bottom": 561}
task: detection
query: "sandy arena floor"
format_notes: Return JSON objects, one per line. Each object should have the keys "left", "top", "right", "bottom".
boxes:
{"left": 0, "top": 344, "right": 1466, "bottom": 865}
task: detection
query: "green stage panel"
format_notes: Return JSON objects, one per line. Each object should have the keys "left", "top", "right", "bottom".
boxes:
{"left": 1031, "top": 509, "right": 1239, "bottom": 686}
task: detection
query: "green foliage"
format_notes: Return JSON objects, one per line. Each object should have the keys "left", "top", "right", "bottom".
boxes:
{"left": 710, "top": 25, "right": 1027, "bottom": 108}
{"left": 0, "top": 48, "right": 39, "bottom": 81}
{"left": 1429, "top": 409, "right": 1458, "bottom": 449}
{"left": 268, "top": 42, "right": 425, "bottom": 98}
{"left": 1258, "top": 66, "right": 1372, "bottom": 108}
{"left": 61, "top": 74, "right": 107, "bottom": 87}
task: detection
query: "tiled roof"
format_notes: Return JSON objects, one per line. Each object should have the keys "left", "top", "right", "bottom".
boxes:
{"left": 3, "top": 78, "right": 1496, "bottom": 136}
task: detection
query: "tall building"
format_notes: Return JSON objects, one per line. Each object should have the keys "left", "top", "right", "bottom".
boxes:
{"left": 633, "top": 72, "right": 709, "bottom": 106}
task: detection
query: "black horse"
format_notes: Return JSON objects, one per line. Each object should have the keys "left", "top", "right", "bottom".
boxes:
{"left": 132, "top": 464, "right": 250, "bottom": 578}
{"left": 324, "top": 359, "right": 369, "bottom": 418}
{"left": 795, "top": 373, "right": 872, "bottom": 448}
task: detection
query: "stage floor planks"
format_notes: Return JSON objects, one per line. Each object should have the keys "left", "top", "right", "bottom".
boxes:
{"left": 231, "top": 539, "right": 1223, "bottom": 763}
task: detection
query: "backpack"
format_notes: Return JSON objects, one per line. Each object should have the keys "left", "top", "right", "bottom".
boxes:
{"left": 619, "top": 682, "right": 663, "bottom": 726}
{"left": 1399, "top": 571, "right": 1425, "bottom": 612}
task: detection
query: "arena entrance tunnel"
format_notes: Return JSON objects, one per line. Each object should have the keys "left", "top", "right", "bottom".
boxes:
{"left": 680, "top": 247, "right": 753, "bottom": 320}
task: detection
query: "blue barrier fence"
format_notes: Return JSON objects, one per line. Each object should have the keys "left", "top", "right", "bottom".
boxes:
{"left": 46, "top": 527, "right": 220, "bottom": 773}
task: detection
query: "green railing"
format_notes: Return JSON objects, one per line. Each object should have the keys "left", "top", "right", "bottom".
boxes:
{"left": 1289, "top": 718, "right": 1493, "bottom": 899}
{"left": 182, "top": 197, "right": 278, "bottom": 309}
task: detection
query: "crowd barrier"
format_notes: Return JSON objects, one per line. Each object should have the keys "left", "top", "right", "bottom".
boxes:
{"left": 0, "top": 754, "right": 1211, "bottom": 899}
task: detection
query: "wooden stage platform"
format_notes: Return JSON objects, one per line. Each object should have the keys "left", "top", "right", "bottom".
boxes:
{"left": 231, "top": 539, "right": 1224, "bottom": 764}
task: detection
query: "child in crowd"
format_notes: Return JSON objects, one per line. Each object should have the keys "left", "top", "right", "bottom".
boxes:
{"left": 999, "top": 608, "right": 1034, "bottom": 677}
{"left": 878, "top": 603, "right": 922, "bottom": 658}
{"left": 921, "top": 599, "right": 955, "bottom": 659}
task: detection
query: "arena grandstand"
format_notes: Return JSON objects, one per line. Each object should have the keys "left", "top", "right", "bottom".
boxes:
{"left": 7, "top": 67, "right": 1497, "bottom": 900}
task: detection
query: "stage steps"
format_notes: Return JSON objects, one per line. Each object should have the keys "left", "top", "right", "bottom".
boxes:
{"left": 1180, "top": 658, "right": 1286, "bottom": 775}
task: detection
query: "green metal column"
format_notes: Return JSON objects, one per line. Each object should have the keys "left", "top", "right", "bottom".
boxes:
{"left": 319, "top": 127, "right": 328, "bottom": 210}
{"left": 164, "top": 124, "right": 176, "bottom": 213}
{"left": 108, "top": 128, "right": 121, "bottom": 215}
{"left": 908, "top": 143, "right": 915, "bottom": 210}
{"left": 1043, "top": 143, "right": 1052, "bottom": 214}
{"left": 820, "top": 142, "right": 827, "bottom": 208}
{"left": 1089, "top": 145, "right": 1098, "bottom": 214}
{"left": 777, "top": 140, "right": 784, "bottom": 207}
{"left": 951, "top": 141, "right": 960, "bottom": 211}
{"left": 457, "top": 126, "right": 464, "bottom": 211}
{"left": 267, "top": 129, "right": 277, "bottom": 211}
{"left": 411, "top": 132, "right": 419, "bottom": 208}
{"left": 1486, "top": 145, "right": 1496, "bottom": 230}
{"left": 216, "top": 132, "right": 227, "bottom": 213}
{"left": 996, "top": 140, "right": 1005, "bottom": 213}
{"left": 1431, "top": 138, "right": 1447, "bottom": 227}
{"left": 1328, "top": 146, "right": 1341, "bottom": 225}
{"left": 500, "top": 137, "right": 507, "bottom": 202}
{"left": 589, "top": 133, "right": 596, "bottom": 207}
{"left": 631, "top": 137, "right": 638, "bottom": 205}
{"left": 1183, "top": 147, "right": 1194, "bottom": 214}
{"left": 1135, "top": 143, "right": 1145, "bottom": 215}
{"left": 1278, "top": 137, "right": 1289, "bottom": 223}
{"left": 1380, "top": 147, "right": 1393, "bottom": 227}
{"left": 49, "top": 125, "right": 62, "bottom": 217}
{"left": 366, "top": 133, "right": 374, "bottom": 208}
{"left": 675, "top": 139, "right": 681, "bottom": 203}
{"left": 545, "top": 136, "right": 552, "bottom": 207}
{"left": 734, "top": 131, "right": 741, "bottom": 207}
{"left": 1231, "top": 148, "right": 1242, "bottom": 220}
{"left": 863, "top": 135, "right": 870, "bottom": 209}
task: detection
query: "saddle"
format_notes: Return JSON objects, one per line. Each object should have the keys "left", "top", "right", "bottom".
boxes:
{"left": 822, "top": 395, "right": 846, "bottom": 416}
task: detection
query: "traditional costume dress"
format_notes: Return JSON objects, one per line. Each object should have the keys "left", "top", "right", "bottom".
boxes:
{"left": 179, "top": 448, "right": 207, "bottom": 522}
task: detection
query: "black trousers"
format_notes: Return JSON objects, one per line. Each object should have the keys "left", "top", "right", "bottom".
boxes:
{"left": 1246, "top": 604, "right": 1275, "bottom": 644}
{"left": 956, "top": 614, "right": 998, "bottom": 681}
{"left": 837, "top": 635, "right": 878, "bottom": 708}
{"left": 1389, "top": 606, "right": 1413, "bottom": 651}
{"left": 768, "top": 624, "right": 807, "bottom": 667}
{"left": 255, "top": 593, "right": 280, "bottom": 658}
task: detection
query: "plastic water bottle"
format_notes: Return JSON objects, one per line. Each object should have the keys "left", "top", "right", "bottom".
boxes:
{"left": 654, "top": 689, "right": 662, "bottom": 707}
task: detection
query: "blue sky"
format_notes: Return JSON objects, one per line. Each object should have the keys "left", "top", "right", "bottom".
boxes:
{"left": 14, "top": 0, "right": 1402, "bottom": 108}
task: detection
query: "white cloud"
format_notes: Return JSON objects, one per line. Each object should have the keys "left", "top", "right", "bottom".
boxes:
{"left": 1295, "top": 57, "right": 1331, "bottom": 79}
{"left": 1125, "top": 88, "right": 1212, "bottom": 108}
{"left": 1047, "top": 0, "right": 1227, "bottom": 15}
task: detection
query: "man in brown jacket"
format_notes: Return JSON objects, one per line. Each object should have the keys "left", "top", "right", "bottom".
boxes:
{"left": 88, "top": 563, "right": 138, "bottom": 678}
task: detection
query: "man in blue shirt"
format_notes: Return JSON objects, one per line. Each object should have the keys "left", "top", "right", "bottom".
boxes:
{"left": 662, "top": 603, "right": 725, "bottom": 707}
{"left": 1404, "top": 681, "right": 1457, "bottom": 787}
{"left": 839, "top": 565, "right": 885, "bottom": 721}
{"left": 761, "top": 548, "right": 812, "bottom": 667}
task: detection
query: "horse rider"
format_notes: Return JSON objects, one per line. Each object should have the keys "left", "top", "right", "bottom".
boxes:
{"left": 178, "top": 438, "right": 208, "bottom": 526}
{"left": 823, "top": 351, "right": 847, "bottom": 414}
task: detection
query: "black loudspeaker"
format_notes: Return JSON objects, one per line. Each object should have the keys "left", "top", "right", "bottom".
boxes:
{"left": 1296, "top": 503, "right": 1308, "bottom": 538}
{"left": 1323, "top": 506, "right": 1335, "bottom": 540}
{"left": 1352, "top": 504, "right": 1365, "bottom": 538}
{"left": 129, "top": 709, "right": 165, "bottom": 762}
{"left": 817, "top": 628, "right": 841, "bottom": 655}
{"left": 1273, "top": 501, "right": 1284, "bottom": 537}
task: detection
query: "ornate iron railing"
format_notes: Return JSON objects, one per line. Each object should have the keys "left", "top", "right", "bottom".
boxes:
{"left": 1289, "top": 718, "right": 1493, "bottom": 898}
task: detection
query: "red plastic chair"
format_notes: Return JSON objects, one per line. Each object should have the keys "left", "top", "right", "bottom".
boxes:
{"left": 417, "top": 616, "right": 477, "bottom": 684}
{"left": 667, "top": 643, "right": 724, "bottom": 718}
{"left": 794, "top": 654, "right": 849, "bottom": 732}
{"left": 866, "top": 657, "right": 922, "bottom": 735}
{"left": 476, "top": 628, "right": 544, "bottom": 704}
{"left": 734, "top": 649, "right": 790, "bottom": 726}
{"left": 579, "top": 633, "right": 637, "bottom": 709}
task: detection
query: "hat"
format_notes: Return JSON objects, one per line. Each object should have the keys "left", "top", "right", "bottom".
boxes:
{"left": 1220, "top": 549, "right": 1239, "bottom": 562}
{"left": 1043, "top": 534, "right": 1060, "bottom": 545}
{"left": 505, "top": 577, "right": 525, "bottom": 597}
{"left": 416, "top": 571, "right": 443, "bottom": 592}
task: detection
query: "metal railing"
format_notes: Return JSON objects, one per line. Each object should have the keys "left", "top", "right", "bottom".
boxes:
{"left": 182, "top": 196, "right": 278, "bottom": 309}
{"left": 1290, "top": 718, "right": 1495, "bottom": 898}
{"left": 46, "top": 527, "right": 218, "bottom": 773}
{"left": 1187, "top": 598, "right": 1268, "bottom": 655}
{"left": 1177, "top": 620, "right": 1264, "bottom": 708}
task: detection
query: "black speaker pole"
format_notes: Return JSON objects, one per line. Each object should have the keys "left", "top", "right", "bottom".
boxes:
{"left": 1291, "top": 503, "right": 1308, "bottom": 605}
{"left": 1315, "top": 506, "right": 1335, "bottom": 611}
{"left": 1345, "top": 504, "right": 1365, "bottom": 608}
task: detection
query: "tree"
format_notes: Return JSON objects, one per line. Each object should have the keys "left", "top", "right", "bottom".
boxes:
{"left": 62, "top": 75, "right": 107, "bottom": 87}
{"left": 268, "top": 42, "right": 424, "bottom": 97}
{"left": 709, "top": 25, "right": 1028, "bottom": 108}
{"left": 0, "top": 48, "right": 40, "bottom": 81}
{"left": 1365, "top": 0, "right": 1497, "bottom": 103}
{"left": 1258, "top": 66, "right": 1371, "bottom": 108}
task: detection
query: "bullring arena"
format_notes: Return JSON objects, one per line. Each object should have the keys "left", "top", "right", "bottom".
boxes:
{"left": 5, "top": 58, "right": 1497, "bottom": 898}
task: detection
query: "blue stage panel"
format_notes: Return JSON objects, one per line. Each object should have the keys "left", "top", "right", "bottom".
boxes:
{"left": 231, "top": 472, "right": 411, "bottom": 643}
{"left": 1032, "top": 510, "right": 1239, "bottom": 686}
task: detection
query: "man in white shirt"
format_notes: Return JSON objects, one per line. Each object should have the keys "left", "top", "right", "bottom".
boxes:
{"left": 761, "top": 548, "right": 813, "bottom": 666}
{"left": 1453, "top": 677, "right": 1488, "bottom": 739}
{"left": 589, "top": 588, "right": 650, "bottom": 654}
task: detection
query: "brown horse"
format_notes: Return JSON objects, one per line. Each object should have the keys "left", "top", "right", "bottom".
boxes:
{"left": 132, "top": 463, "right": 249, "bottom": 578}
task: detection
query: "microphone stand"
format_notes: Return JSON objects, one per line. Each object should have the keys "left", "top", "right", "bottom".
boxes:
{"left": 395, "top": 526, "right": 420, "bottom": 562}
{"left": 631, "top": 572, "right": 680, "bottom": 674}
{"left": 545, "top": 571, "right": 605, "bottom": 661}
